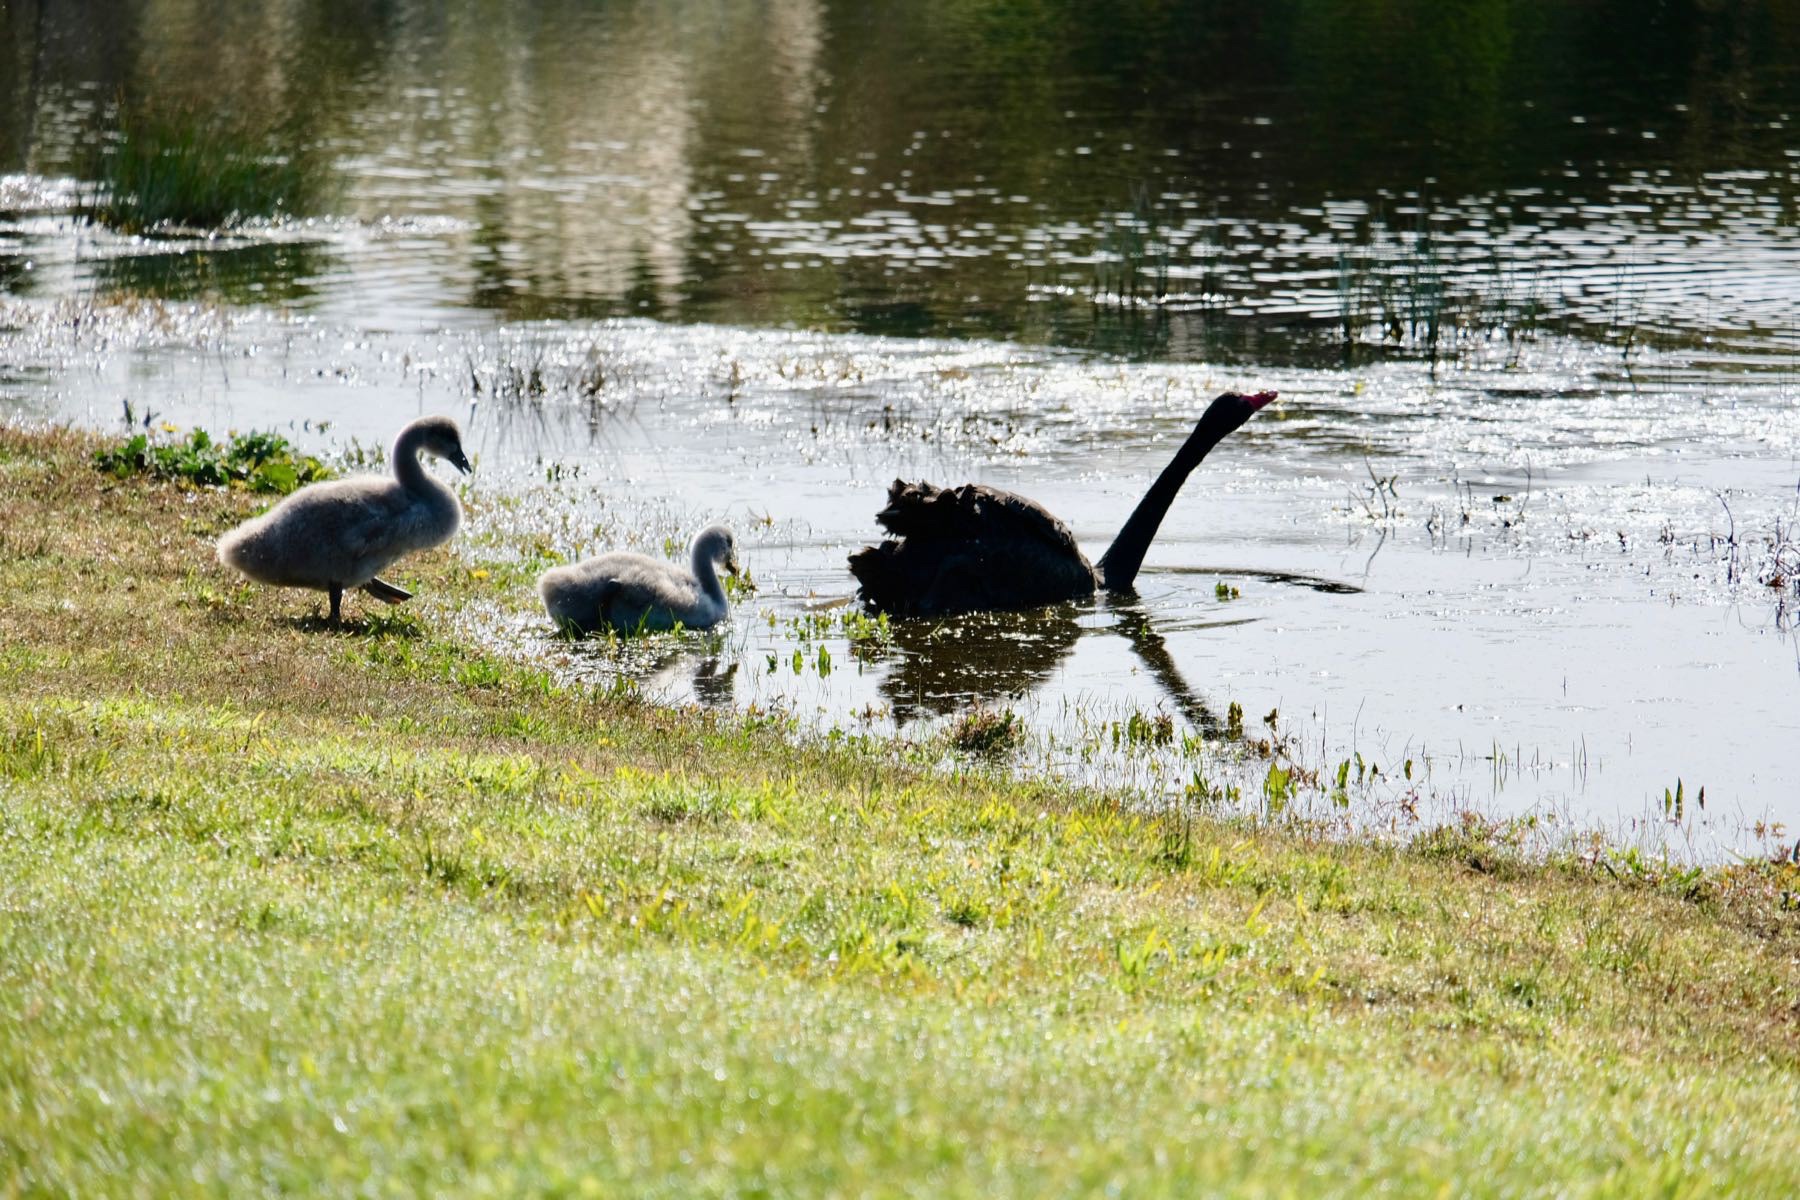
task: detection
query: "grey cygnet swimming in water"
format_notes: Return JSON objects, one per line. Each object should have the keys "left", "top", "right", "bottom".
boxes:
{"left": 216, "top": 415, "right": 472, "bottom": 622}
{"left": 538, "top": 525, "right": 740, "bottom": 634}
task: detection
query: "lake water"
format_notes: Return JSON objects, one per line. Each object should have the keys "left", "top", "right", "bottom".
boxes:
{"left": 3, "top": 0, "right": 1798, "bottom": 855}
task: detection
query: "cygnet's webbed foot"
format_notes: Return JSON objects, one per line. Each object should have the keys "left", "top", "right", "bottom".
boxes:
{"left": 363, "top": 577, "right": 413, "bottom": 605}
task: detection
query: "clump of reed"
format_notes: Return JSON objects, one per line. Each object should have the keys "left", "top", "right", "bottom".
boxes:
{"left": 947, "top": 706, "right": 1024, "bottom": 757}
{"left": 1092, "top": 180, "right": 1173, "bottom": 307}
{"left": 89, "top": 101, "right": 330, "bottom": 233}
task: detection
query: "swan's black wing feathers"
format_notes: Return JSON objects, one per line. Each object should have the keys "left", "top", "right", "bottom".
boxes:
{"left": 871, "top": 480, "right": 1079, "bottom": 556}
{"left": 851, "top": 480, "right": 1096, "bottom": 617}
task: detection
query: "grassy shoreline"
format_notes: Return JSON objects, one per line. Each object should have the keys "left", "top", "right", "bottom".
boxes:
{"left": 2, "top": 421, "right": 1798, "bottom": 1195}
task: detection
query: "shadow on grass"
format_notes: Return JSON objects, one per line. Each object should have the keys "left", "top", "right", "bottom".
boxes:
{"left": 282, "top": 605, "right": 427, "bottom": 639}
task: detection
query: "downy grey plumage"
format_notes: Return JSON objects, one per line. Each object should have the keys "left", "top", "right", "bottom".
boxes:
{"left": 217, "top": 415, "right": 472, "bottom": 622}
{"left": 539, "top": 525, "right": 740, "bottom": 634}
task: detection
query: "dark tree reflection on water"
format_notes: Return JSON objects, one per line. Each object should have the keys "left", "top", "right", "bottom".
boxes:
{"left": 3, "top": 0, "right": 1796, "bottom": 361}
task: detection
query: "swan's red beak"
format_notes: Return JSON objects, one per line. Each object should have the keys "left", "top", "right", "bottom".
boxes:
{"left": 1245, "top": 390, "right": 1278, "bottom": 410}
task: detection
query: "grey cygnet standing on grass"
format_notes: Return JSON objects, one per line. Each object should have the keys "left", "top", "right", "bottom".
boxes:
{"left": 217, "top": 415, "right": 472, "bottom": 623}
{"left": 538, "top": 525, "right": 740, "bottom": 634}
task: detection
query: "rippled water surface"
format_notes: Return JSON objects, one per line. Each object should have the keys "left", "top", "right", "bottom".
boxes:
{"left": 3, "top": 0, "right": 1798, "bottom": 853}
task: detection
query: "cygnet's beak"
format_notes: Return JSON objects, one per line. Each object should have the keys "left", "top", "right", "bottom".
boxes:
{"left": 449, "top": 448, "right": 474, "bottom": 475}
{"left": 726, "top": 555, "right": 742, "bottom": 578}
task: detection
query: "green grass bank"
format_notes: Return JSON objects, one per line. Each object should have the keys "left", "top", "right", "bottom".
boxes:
{"left": 1, "top": 422, "right": 1797, "bottom": 1196}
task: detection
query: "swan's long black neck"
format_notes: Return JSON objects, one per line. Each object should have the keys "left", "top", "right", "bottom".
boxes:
{"left": 1094, "top": 414, "right": 1233, "bottom": 592}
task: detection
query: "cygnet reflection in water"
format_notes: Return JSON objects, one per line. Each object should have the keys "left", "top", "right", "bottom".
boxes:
{"left": 558, "top": 637, "right": 741, "bottom": 710}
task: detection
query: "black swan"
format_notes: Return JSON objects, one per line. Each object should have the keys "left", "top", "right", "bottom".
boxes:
{"left": 848, "top": 390, "right": 1275, "bottom": 616}
{"left": 217, "top": 415, "right": 471, "bottom": 623}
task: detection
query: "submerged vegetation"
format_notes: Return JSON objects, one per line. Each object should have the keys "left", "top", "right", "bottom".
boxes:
{"left": 458, "top": 333, "right": 633, "bottom": 434}
{"left": 88, "top": 102, "right": 329, "bottom": 233}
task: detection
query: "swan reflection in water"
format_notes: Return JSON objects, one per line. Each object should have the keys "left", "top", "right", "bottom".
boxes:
{"left": 869, "top": 604, "right": 1084, "bottom": 722}
{"left": 866, "top": 568, "right": 1360, "bottom": 728}
{"left": 867, "top": 600, "right": 1229, "bottom": 729}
